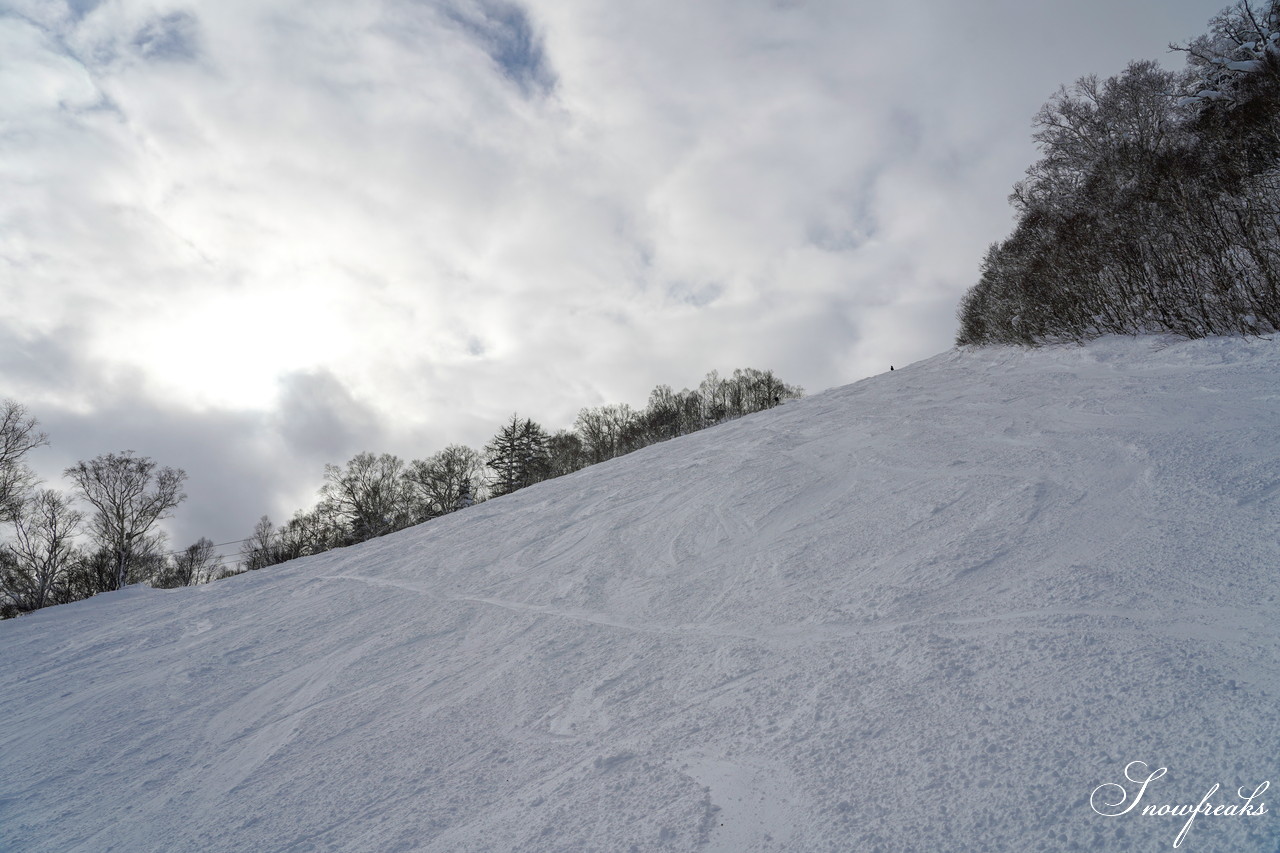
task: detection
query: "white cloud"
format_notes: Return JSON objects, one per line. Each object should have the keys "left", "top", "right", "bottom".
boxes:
{"left": 0, "top": 0, "right": 1224, "bottom": 542}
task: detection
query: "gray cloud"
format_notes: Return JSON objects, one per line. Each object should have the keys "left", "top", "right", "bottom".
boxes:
{"left": 0, "top": 0, "right": 1226, "bottom": 551}
{"left": 131, "top": 10, "right": 201, "bottom": 62}
{"left": 31, "top": 399, "right": 276, "bottom": 549}
{"left": 274, "top": 369, "right": 385, "bottom": 461}
{"left": 0, "top": 321, "right": 86, "bottom": 398}
{"left": 443, "top": 0, "right": 556, "bottom": 96}
{"left": 18, "top": 370, "right": 392, "bottom": 554}
{"left": 66, "top": 0, "right": 104, "bottom": 18}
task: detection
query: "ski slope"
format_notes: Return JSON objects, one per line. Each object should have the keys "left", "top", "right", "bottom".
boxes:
{"left": 2, "top": 336, "right": 1278, "bottom": 852}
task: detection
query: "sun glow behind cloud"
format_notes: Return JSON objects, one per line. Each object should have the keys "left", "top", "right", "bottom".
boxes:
{"left": 114, "top": 284, "right": 353, "bottom": 409}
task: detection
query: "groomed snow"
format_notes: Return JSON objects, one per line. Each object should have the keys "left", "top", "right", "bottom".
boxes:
{"left": 2, "top": 336, "right": 1278, "bottom": 852}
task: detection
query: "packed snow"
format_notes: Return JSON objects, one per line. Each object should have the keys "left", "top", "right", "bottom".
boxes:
{"left": 2, "top": 336, "right": 1278, "bottom": 852}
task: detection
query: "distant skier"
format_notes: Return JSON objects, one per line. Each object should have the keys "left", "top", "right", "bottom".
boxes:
{"left": 890, "top": 365, "right": 894, "bottom": 372}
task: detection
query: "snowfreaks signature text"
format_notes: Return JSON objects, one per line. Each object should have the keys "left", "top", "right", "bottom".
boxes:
{"left": 1090, "top": 761, "right": 1269, "bottom": 848}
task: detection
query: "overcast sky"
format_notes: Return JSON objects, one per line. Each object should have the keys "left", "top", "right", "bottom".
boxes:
{"left": 2, "top": 0, "right": 1223, "bottom": 557}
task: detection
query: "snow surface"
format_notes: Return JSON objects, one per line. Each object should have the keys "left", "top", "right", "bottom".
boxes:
{"left": 3, "top": 336, "right": 1279, "bottom": 852}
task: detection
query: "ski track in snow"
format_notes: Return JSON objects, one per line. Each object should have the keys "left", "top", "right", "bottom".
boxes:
{"left": 2, "top": 336, "right": 1279, "bottom": 852}
{"left": 321, "top": 571, "right": 1269, "bottom": 650}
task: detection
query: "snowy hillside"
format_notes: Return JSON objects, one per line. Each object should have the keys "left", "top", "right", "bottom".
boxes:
{"left": 2, "top": 336, "right": 1279, "bottom": 852}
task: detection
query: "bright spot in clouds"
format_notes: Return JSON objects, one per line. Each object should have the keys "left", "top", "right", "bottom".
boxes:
{"left": 121, "top": 284, "right": 356, "bottom": 410}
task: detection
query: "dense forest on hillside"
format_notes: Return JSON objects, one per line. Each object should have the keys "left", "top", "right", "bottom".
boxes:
{"left": 957, "top": 1, "right": 1280, "bottom": 345}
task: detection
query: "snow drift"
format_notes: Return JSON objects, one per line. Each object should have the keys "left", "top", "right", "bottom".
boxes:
{"left": 2, "top": 336, "right": 1279, "bottom": 852}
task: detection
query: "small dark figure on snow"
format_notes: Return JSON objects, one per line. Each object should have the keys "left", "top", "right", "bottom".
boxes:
{"left": 890, "top": 365, "right": 894, "bottom": 372}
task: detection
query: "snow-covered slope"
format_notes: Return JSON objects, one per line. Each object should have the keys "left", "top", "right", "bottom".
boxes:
{"left": 3, "top": 336, "right": 1279, "bottom": 852}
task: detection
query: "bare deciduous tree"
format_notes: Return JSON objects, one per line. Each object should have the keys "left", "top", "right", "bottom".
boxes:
{"left": 158, "top": 537, "right": 220, "bottom": 587}
{"left": 319, "top": 452, "right": 412, "bottom": 543}
{"left": 240, "top": 515, "right": 280, "bottom": 570}
{"left": 574, "top": 404, "right": 640, "bottom": 465}
{"left": 0, "top": 489, "right": 82, "bottom": 614}
{"left": 0, "top": 400, "right": 49, "bottom": 523}
{"left": 403, "top": 445, "right": 486, "bottom": 521}
{"left": 64, "top": 451, "right": 187, "bottom": 591}
{"left": 545, "top": 429, "right": 587, "bottom": 478}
